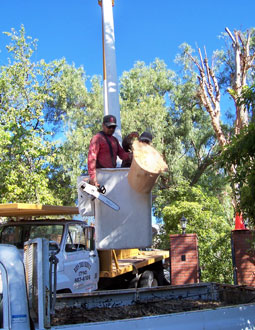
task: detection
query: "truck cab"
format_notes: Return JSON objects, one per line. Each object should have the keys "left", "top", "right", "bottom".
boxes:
{"left": 0, "top": 204, "right": 99, "bottom": 294}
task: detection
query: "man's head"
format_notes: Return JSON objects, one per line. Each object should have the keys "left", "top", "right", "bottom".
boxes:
{"left": 102, "top": 115, "right": 117, "bottom": 136}
{"left": 139, "top": 131, "right": 153, "bottom": 144}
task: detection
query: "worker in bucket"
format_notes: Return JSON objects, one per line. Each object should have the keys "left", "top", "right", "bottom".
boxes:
{"left": 121, "top": 131, "right": 139, "bottom": 167}
{"left": 121, "top": 131, "right": 153, "bottom": 167}
{"left": 87, "top": 115, "right": 132, "bottom": 187}
{"left": 139, "top": 131, "right": 153, "bottom": 144}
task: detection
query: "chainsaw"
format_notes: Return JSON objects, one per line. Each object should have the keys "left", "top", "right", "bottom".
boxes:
{"left": 78, "top": 181, "right": 120, "bottom": 211}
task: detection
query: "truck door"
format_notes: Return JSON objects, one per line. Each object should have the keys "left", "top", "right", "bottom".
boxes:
{"left": 63, "top": 224, "right": 99, "bottom": 293}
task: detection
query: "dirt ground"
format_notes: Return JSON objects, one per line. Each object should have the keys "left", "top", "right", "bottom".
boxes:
{"left": 52, "top": 299, "right": 227, "bottom": 325}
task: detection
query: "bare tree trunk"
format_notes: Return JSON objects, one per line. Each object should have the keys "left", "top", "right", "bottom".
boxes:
{"left": 187, "top": 28, "right": 253, "bottom": 145}
{"left": 225, "top": 28, "right": 251, "bottom": 134}
{"left": 186, "top": 28, "right": 255, "bottom": 214}
{"left": 187, "top": 48, "right": 226, "bottom": 147}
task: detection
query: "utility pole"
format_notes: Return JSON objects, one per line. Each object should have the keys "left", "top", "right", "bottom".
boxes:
{"left": 98, "top": 0, "right": 122, "bottom": 143}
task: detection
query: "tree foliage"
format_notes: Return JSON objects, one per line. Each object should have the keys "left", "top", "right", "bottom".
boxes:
{"left": 221, "top": 84, "right": 255, "bottom": 223}
{"left": 0, "top": 26, "right": 104, "bottom": 204}
{"left": 44, "top": 67, "right": 104, "bottom": 199}
{"left": 0, "top": 26, "right": 65, "bottom": 204}
{"left": 120, "top": 59, "right": 174, "bottom": 153}
{"left": 155, "top": 183, "right": 232, "bottom": 283}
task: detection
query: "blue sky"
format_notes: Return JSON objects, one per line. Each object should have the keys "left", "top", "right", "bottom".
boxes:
{"left": 0, "top": 0, "right": 254, "bottom": 80}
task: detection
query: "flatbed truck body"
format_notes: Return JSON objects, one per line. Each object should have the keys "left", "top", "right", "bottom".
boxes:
{"left": 0, "top": 240, "right": 254, "bottom": 329}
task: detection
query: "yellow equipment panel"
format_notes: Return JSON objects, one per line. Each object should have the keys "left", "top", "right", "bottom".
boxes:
{"left": 0, "top": 203, "right": 79, "bottom": 217}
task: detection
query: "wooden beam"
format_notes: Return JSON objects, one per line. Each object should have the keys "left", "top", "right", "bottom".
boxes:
{"left": 0, "top": 203, "right": 79, "bottom": 217}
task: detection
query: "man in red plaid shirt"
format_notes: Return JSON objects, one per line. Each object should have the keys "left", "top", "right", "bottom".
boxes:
{"left": 87, "top": 115, "right": 132, "bottom": 187}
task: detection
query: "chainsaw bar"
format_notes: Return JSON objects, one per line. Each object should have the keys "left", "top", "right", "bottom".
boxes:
{"left": 79, "top": 182, "right": 120, "bottom": 211}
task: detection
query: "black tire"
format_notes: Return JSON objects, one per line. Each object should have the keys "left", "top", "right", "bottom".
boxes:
{"left": 156, "top": 267, "right": 170, "bottom": 286}
{"left": 138, "top": 270, "right": 158, "bottom": 288}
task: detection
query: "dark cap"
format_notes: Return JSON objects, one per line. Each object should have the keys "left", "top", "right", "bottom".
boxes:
{"left": 139, "top": 131, "right": 153, "bottom": 143}
{"left": 103, "top": 115, "right": 117, "bottom": 127}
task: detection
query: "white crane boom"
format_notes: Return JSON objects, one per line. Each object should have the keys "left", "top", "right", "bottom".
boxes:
{"left": 99, "top": 0, "right": 122, "bottom": 143}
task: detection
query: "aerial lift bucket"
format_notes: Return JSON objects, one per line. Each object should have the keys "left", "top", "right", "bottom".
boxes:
{"left": 128, "top": 141, "right": 168, "bottom": 193}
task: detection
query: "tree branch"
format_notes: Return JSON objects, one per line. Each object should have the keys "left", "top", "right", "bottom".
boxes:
{"left": 225, "top": 27, "right": 236, "bottom": 44}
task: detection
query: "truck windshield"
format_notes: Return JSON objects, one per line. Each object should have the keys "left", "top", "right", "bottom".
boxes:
{"left": 0, "top": 224, "right": 64, "bottom": 249}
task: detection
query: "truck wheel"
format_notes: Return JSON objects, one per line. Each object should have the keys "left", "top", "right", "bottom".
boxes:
{"left": 139, "top": 270, "right": 158, "bottom": 288}
{"left": 156, "top": 267, "right": 170, "bottom": 286}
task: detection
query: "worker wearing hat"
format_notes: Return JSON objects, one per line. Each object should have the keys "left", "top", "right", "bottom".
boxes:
{"left": 121, "top": 131, "right": 153, "bottom": 167}
{"left": 87, "top": 115, "right": 132, "bottom": 187}
{"left": 139, "top": 131, "right": 153, "bottom": 144}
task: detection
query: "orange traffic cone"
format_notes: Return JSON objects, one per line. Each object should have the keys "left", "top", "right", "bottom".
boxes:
{"left": 235, "top": 213, "right": 245, "bottom": 230}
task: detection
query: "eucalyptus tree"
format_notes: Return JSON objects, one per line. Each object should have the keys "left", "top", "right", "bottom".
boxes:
{"left": 181, "top": 28, "right": 255, "bottom": 218}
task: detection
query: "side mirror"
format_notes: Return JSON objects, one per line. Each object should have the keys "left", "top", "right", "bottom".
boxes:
{"left": 49, "top": 241, "right": 60, "bottom": 255}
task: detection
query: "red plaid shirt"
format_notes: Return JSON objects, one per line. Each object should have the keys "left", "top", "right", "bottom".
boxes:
{"left": 88, "top": 133, "right": 130, "bottom": 180}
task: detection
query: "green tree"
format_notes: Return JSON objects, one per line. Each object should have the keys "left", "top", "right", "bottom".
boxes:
{"left": 155, "top": 183, "right": 233, "bottom": 283}
{"left": 120, "top": 59, "right": 174, "bottom": 154}
{"left": 180, "top": 29, "right": 255, "bottom": 217}
{"left": 0, "top": 26, "right": 65, "bottom": 204}
{"left": 44, "top": 66, "right": 104, "bottom": 200}
{"left": 221, "top": 84, "right": 255, "bottom": 223}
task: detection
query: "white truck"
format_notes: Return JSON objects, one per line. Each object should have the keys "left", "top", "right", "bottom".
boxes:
{"left": 0, "top": 203, "right": 169, "bottom": 293}
{"left": 0, "top": 238, "right": 255, "bottom": 330}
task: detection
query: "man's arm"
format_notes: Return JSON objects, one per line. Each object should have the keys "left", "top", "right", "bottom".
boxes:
{"left": 87, "top": 135, "right": 100, "bottom": 187}
{"left": 117, "top": 140, "right": 132, "bottom": 162}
